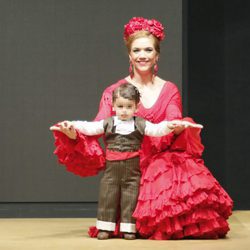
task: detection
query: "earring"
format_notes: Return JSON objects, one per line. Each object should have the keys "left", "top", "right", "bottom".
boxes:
{"left": 153, "top": 63, "right": 158, "bottom": 76}
{"left": 129, "top": 62, "right": 134, "bottom": 78}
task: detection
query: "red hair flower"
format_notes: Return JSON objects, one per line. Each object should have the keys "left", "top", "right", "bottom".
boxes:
{"left": 124, "top": 17, "right": 165, "bottom": 41}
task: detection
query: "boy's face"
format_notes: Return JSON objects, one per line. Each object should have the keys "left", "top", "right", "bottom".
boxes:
{"left": 113, "top": 96, "right": 137, "bottom": 121}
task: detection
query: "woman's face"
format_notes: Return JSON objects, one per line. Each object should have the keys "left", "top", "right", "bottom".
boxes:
{"left": 129, "top": 36, "right": 159, "bottom": 75}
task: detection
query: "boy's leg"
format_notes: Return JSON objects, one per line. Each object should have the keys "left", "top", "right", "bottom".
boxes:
{"left": 120, "top": 157, "right": 141, "bottom": 238}
{"left": 96, "top": 160, "right": 121, "bottom": 233}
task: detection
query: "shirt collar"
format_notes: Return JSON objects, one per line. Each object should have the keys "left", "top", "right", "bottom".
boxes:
{"left": 113, "top": 116, "right": 134, "bottom": 126}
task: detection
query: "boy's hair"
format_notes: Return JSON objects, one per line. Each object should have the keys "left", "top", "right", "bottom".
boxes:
{"left": 112, "top": 83, "right": 141, "bottom": 104}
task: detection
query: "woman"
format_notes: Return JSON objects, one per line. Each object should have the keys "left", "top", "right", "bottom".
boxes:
{"left": 51, "top": 17, "right": 233, "bottom": 240}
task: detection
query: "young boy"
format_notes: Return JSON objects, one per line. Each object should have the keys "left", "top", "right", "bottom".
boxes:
{"left": 50, "top": 83, "right": 202, "bottom": 240}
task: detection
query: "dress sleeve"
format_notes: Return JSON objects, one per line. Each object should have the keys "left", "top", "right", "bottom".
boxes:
{"left": 165, "top": 85, "right": 182, "bottom": 120}
{"left": 164, "top": 84, "right": 204, "bottom": 157}
{"left": 52, "top": 130, "right": 105, "bottom": 177}
{"left": 170, "top": 117, "right": 205, "bottom": 157}
{"left": 140, "top": 83, "right": 204, "bottom": 164}
{"left": 51, "top": 88, "right": 114, "bottom": 177}
{"left": 94, "top": 89, "right": 114, "bottom": 121}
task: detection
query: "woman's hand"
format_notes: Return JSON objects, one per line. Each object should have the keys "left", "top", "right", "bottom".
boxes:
{"left": 167, "top": 120, "right": 203, "bottom": 135}
{"left": 50, "top": 120, "right": 77, "bottom": 140}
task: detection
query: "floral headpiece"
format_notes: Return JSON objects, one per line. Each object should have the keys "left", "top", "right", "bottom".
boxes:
{"left": 124, "top": 17, "right": 165, "bottom": 41}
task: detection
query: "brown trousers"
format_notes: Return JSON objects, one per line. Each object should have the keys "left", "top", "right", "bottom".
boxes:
{"left": 97, "top": 157, "right": 141, "bottom": 229}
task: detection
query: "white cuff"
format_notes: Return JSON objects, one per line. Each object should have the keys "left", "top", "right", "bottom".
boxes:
{"left": 96, "top": 220, "right": 116, "bottom": 231}
{"left": 120, "top": 223, "right": 136, "bottom": 233}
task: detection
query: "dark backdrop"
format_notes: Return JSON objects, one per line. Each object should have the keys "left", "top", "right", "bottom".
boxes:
{"left": 187, "top": 0, "right": 250, "bottom": 209}
{"left": 0, "top": 0, "right": 183, "bottom": 216}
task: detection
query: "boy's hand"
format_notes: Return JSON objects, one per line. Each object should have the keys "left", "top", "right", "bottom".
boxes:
{"left": 50, "top": 120, "right": 77, "bottom": 140}
{"left": 167, "top": 120, "right": 203, "bottom": 130}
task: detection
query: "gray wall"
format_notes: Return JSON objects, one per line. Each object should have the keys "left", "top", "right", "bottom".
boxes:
{"left": 0, "top": 0, "right": 183, "bottom": 204}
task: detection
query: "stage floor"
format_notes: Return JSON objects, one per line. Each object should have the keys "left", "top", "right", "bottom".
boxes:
{"left": 0, "top": 211, "right": 249, "bottom": 250}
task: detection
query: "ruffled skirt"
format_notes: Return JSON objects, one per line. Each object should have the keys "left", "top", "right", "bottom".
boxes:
{"left": 133, "top": 150, "right": 232, "bottom": 239}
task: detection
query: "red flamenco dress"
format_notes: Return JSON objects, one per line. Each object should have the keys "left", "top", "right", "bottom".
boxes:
{"left": 52, "top": 79, "right": 233, "bottom": 240}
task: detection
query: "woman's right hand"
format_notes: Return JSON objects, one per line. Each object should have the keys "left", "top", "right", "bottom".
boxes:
{"left": 50, "top": 120, "right": 77, "bottom": 140}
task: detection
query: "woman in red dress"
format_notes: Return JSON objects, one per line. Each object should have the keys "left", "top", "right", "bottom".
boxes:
{"left": 51, "top": 17, "right": 233, "bottom": 240}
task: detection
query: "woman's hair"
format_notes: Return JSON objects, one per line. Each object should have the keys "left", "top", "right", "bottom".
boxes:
{"left": 112, "top": 83, "right": 141, "bottom": 105}
{"left": 125, "top": 30, "right": 161, "bottom": 54}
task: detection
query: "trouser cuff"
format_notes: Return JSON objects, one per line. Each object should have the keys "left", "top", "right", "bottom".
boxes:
{"left": 96, "top": 220, "right": 116, "bottom": 231}
{"left": 120, "top": 223, "right": 136, "bottom": 233}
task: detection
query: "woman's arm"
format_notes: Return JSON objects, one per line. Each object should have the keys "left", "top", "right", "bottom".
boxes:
{"left": 164, "top": 85, "right": 185, "bottom": 135}
{"left": 94, "top": 90, "right": 113, "bottom": 121}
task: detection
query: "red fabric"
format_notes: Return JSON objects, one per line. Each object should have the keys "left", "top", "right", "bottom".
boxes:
{"left": 52, "top": 130, "right": 105, "bottom": 177}
{"left": 51, "top": 79, "right": 233, "bottom": 239}
{"left": 106, "top": 149, "right": 139, "bottom": 161}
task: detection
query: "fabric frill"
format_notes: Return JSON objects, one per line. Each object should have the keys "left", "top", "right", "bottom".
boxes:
{"left": 132, "top": 118, "right": 233, "bottom": 239}
{"left": 52, "top": 129, "right": 105, "bottom": 177}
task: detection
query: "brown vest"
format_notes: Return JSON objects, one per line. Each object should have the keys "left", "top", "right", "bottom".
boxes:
{"left": 103, "top": 117, "right": 146, "bottom": 152}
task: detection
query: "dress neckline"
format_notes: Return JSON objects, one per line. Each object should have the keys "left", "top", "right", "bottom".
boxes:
{"left": 123, "top": 79, "right": 168, "bottom": 110}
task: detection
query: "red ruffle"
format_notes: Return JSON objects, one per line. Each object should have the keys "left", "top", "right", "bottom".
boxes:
{"left": 52, "top": 130, "right": 105, "bottom": 177}
{"left": 170, "top": 117, "right": 204, "bottom": 156}
{"left": 88, "top": 223, "right": 123, "bottom": 238}
{"left": 133, "top": 150, "right": 233, "bottom": 239}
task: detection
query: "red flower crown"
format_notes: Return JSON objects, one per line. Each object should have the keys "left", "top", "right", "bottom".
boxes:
{"left": 124, "top": 17, "right": 165, "bottom": 41}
